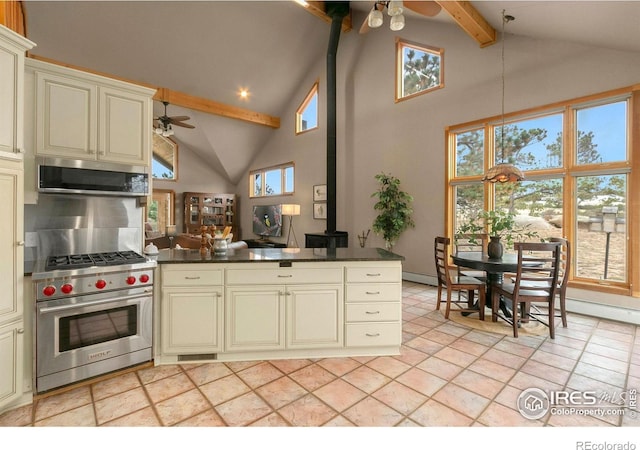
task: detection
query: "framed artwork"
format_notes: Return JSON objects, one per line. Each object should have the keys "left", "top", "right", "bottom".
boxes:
{"left": 313, "top": 203, "right": 327, "bottom": 219}
{"left": 313, "top": 184, "right": 327, "bottom": 202}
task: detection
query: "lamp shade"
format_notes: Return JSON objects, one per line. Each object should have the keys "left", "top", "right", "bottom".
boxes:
{"left": 390, "top": 14, "right": 405, "bottom": 31}
{"left": 387, "top": 1, "right": 404, "bottom": 16}
{"left": 482, "top": 163, "right": 525, "bottom": 183}
{"left": 281, "top": 204, "right": 301, "bottom": 216}
{"left": 368, "top": 8, "right": 383, "bottom": 28}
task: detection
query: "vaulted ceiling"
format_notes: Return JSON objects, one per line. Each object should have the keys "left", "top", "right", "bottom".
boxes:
{"left": 21, "top": 1, "right": 640, "bottom": 184}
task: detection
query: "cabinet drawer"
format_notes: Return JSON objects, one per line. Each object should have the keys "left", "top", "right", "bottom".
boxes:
{"left": 346, "top": 303, "right": 400, "bottom": 322}
{"left": 345, "top": 283, "right": 401, "bottom": 303}
{"left": 345, "top": 266, "right": 401, "bottom": 283}
{"left": 226, "top": 268, "right": 342, "bottom": 285}
{"left": 345, "top": 323, "right": 401, "bottom": 347}
{"left": 162, "top": 267, "right": 223, "bottom": 286}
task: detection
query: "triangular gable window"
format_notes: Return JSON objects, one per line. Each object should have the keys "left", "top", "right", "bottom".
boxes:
{"left": 296, "top": 81, "right": 319, "bottom": 134}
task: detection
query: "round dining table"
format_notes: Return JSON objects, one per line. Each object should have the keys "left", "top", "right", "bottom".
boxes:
{"left": 451, "top": 251, "right": 519, "bottom": 317}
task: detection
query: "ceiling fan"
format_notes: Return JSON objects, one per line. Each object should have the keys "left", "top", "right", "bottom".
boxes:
{"left": 359, "top": 1, "right": 442, "bottom": 34}
{"left": 154, "top": 101, "right": 194, "bottom": 137}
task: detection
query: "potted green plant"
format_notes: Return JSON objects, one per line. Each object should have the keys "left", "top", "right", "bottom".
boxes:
{"left": 371, "top": 173, "right": 415, "bottom": 251}
{"left": 456, "top": 209, "right": 538, "bottom": 259}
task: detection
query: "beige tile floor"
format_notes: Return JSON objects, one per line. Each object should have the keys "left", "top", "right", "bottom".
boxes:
{"left": 1, "top": 281, "right": 639, "bottom": 427}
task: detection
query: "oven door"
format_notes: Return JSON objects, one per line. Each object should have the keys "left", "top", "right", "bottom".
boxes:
{"left": 36, "top": 287, "right": 152, "bottom": 390}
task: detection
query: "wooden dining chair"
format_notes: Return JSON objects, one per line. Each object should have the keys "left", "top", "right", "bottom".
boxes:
{"left": 434, "top": 236, "right": 486, "bottom": 320}
{"left": 550, "top": 237, "right": 570, "bottom": 327}
{"left": 454, "top": 233, "right": 489, "bottom": 279}
{"left": 491, "top": 241, "right": 561, "bottom": 338}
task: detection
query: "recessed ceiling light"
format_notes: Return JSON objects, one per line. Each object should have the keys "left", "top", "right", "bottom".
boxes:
{"left": 238, "top": 88, "right": 250, "bottom": 100}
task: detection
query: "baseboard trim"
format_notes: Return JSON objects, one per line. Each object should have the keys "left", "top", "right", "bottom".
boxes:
{"left": 402, "top": 271, "right": 640, "bottom": 326}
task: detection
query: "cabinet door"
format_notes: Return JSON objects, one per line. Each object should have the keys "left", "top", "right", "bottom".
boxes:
{"left": 161, "top": 288, "right": 223, "bottom": 354}
{"left": 0, "top": 28, "right": 32, "bottom": 159}
{"left": 0, "top": 322, "right": 23, "bottom": 409}
{"left": 0, "top": 161, "right": 23, "bottom": 326}
{"left": 286, "top": 284, "right": 343, "bottom": 349}
{"left": 0, "top": 42, "right": 19, "bottom": 157}
{"left": 98, "top": 87, "right": 150, "bottom": 166}
{"left": 225, "top": 286, "right": 284, "bottom": 352}
{"left": 35, "top": 71, "right": 98, "bottom": 159}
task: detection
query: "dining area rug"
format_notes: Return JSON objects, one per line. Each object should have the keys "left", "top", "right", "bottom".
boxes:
{"left": 443, "top": 310, "right": 549, "bottom": 337}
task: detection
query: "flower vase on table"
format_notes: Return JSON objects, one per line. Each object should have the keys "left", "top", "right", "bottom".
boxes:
{"left": 487, "top": 236, "right": 504, "bottom": 259}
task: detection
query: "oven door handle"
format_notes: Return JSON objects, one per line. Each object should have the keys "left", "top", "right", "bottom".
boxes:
{"left": 37, "top": 292, "right": 150, "bottom": 314}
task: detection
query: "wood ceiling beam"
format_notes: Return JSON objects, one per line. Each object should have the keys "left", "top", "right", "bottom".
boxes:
{"left": 27, "top": 54, "right": 281, "bottom": 129}
{"left": 436, "top": 1, "right": 496, "bottom": 47}
{"left": 298, "top": 1, "right": 352, "bottom": 32}
{"left": 155, "top": 88, "right": 280, "bottom": 129}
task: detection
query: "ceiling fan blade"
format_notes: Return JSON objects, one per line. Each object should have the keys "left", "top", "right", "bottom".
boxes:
{"left": 171, "top": 121, "right": 195, "bottom": 129}
{"left": 404, "top": 1, "right": 442, "bottom": 17}
{"left": 168, "top": 116, "right": 190, "bottom": 122}
{"left": 359, "top": 15, "right": 371, "bottom": 34}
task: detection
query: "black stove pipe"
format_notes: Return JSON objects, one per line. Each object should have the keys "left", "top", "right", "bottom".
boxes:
{"left": 305, "top": 2, "right": 349, "bottom": 249}
{"left": 325, "top": 2, "right": 348, "bottom": 234}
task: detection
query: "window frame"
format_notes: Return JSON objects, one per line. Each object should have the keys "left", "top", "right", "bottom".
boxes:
{"left": 395, "top": 37, "right": 444, "bottom": 103}
{"left": 296, "top": 81, "right": 319, "bottom": 135}
{"left": 445, "top": 86, "right": 639, "bottom": 297}
{"left": 249, "top": 161, "right": 295, "bottom": 198}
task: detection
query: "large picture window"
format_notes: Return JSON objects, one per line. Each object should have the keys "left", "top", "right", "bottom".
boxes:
{"left": 446, "top": 88, "right": 636, "bottom": 295}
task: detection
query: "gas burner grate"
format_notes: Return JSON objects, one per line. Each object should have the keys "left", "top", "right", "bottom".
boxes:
{"left": 45, "top": 251, "right": 147, "bottom": 271}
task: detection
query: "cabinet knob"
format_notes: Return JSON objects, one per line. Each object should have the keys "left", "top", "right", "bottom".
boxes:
{"left": 17, "top": 148, "right": 24, "bottom": 154}
{"left": 17, "top": 241, "right": 25, "bottom": 246}
{"left": 17, "top": 328, "right": 25, "bottom": 334}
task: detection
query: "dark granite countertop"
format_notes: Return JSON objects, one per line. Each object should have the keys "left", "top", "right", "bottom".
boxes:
{"left": 151, "top": 247, "right": 404, "bottom": 264}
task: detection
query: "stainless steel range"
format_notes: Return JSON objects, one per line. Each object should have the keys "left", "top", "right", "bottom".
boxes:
{"left": 32, "top": 250, "right": 156, "bottom": 393}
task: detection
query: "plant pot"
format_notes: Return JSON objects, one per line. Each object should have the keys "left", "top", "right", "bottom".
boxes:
{"left": 487, "top": 236, "right": 504, "bottom": 259}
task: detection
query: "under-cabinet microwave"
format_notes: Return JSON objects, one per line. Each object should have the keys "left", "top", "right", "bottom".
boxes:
{"left": 37, "top": 157, "right": 149, "bottom": 197}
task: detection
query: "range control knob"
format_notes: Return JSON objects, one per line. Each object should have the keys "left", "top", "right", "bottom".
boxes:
{"left": 139, "top": 274, "right": 150, "bottom": 283}
{"left": 126, "top": 276, "right": 136, "bottom": 285}
{"left": 43, "top": 285, "right": 56, "bottom": 297}
{"left": 95, "top": 279, "right": 107, "bottom": 289}
{"left": 61, "top": 283, "right": 73, "bottom": 294}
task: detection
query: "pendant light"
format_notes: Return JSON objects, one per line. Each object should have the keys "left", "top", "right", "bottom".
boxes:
{"left": 483, "top": 11, "right": 523, "bottom": 183}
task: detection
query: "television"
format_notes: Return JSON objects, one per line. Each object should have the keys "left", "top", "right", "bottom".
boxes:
{"left": 252, "top": 204, "right": 283, "bottom": 238}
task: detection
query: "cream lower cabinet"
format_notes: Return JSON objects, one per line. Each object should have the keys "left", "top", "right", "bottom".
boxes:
{"left": 0, "top": 322, "right": 25, "bottom": 412}
{"left": 156, "top": 260, "right": 401, "bottom": 365}
{"left": 160, "top": 265, "right": 224, "bottom": 355}
{"left": 225, "top": 264, "right": 343, "bottom": 353}
{"left": 345, "top": 264, "right": 403, "bottom": 348}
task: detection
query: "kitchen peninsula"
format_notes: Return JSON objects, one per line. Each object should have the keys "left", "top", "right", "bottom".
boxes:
{"left": 152, "top": 247, "right": 403, "bottom": 365}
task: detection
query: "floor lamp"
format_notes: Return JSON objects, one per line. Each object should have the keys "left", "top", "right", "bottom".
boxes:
{"left": 281, "top": 204, "right": 301, "bottom": 248}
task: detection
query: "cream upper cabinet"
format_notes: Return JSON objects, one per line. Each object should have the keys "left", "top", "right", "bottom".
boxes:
{"left": 25, "top": 58, "right": 154, "bottom": 167}
{"left": 98, "top": 87, "right": 150, "bottom": 165}
{"left": 0, "top": 26, "right": 35, "bottom": 160}
{"left": 34, "top": 70, "right": 97, "bottom": 159}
